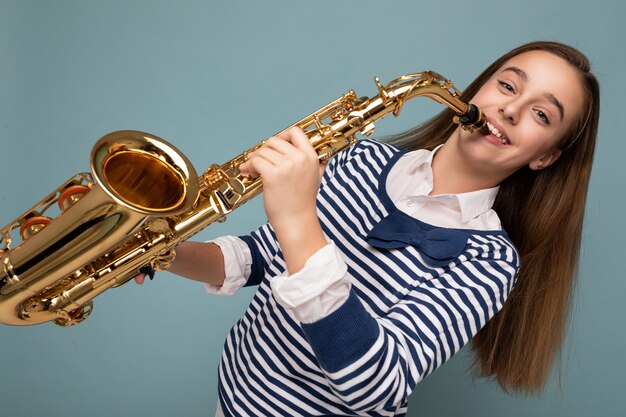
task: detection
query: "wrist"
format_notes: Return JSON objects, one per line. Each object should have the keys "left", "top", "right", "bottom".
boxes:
{"left": 270, "top": 209, "right": 319, "bottom": 236}
{"left": 272, "top": 211, "right": 327, "bottom": 274}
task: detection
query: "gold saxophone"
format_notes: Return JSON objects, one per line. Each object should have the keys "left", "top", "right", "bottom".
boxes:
{"left": 0, "top": 71, "right": 485, "bottom": 327}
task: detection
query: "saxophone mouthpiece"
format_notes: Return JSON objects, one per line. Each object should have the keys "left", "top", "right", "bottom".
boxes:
{"left": 454, "top": 103, "right": 487, "bottom": 132}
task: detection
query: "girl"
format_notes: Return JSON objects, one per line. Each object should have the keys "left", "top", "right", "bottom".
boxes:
{"left": 137, "top": 41, "right": 600, "bottom": 416}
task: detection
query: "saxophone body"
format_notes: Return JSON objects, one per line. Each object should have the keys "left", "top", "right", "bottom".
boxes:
{"left": 0, "top": 71, "right": 485, "bottom": 326}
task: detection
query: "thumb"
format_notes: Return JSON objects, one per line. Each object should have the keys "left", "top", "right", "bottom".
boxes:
{"left": 134, "top": 274, "right": 146, "bottom": 285}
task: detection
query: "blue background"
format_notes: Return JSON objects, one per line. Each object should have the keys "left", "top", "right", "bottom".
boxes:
{"left": 0, "top": 1, "right": 624, "bottom": 416}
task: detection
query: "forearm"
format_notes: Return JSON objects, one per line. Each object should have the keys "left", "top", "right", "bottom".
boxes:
{"left": 167, "top": 241, "right": 226, "bottom": 286}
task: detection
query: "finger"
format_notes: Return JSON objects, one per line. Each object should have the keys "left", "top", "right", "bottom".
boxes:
{"left": 276, "top": 126, "right": 309, "bottom": 145}
{"left": 239, "top": 136, "right": 286, "bottom": 170}
{"left": 276, "top": 126, "right": 306, "bottom": 142}
{"left": 276, "top": 127, "right": 314, "bottom": 155}
{"left": 240, "top": 149, "right": 261, "bottom": 176}
{"left": 240, "top": 146, "right": 284, "bottom": 177}
{"left": 134, "top": 274, "right": 146, "bottom": 285}
{"left": 264, "top": 138, "right": 320, "bottom": 177}
{"left": 241, "top": 155, "right": 275, "bottom": 179}
{"left": 252, "top": 145, "right": 287, "bottom": 166}
{"left": 239, "top": 160, "right": 256, "bottom": 176}
{"left": 262, "top": 136, "right": 299, "bottom": 157}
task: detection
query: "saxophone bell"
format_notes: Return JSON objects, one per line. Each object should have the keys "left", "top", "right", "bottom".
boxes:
{"left": 0, "top": 131, "right": 199, "bottom": 326}
{"left": 91, "top": 131, "right": 200, "bottom": 215}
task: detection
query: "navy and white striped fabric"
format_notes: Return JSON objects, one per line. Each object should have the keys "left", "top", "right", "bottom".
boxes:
{"left": 218, "top": 139, "right": 519, "bottom": 417}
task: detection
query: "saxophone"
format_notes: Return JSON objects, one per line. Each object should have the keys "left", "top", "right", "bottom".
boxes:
{"left": 0, "top": 71, "right": 485, "bottom": 327}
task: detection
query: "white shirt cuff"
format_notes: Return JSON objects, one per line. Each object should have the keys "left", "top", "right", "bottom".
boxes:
{"left": 270, "top": 242, "right": 351, "bottom": 324}
{"left": 203, "top": 236, "right": 252, "bottom": 296}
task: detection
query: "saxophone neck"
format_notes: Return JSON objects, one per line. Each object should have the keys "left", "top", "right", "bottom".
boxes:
{"left": 378, "top": 71, "right": 486, "bottom": 131}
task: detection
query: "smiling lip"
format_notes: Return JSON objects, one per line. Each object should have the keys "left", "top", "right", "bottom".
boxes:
{"left": 481, "top": 117, "right": 511, "bottom": 146}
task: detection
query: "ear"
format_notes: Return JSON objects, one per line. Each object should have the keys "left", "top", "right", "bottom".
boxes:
{"left": 528, "top": 148, "right": 562, "bottom": 171}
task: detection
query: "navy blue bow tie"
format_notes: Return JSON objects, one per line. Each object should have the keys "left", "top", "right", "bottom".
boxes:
{"left": 365, "top": 211, "right": 469, "bottom": 267}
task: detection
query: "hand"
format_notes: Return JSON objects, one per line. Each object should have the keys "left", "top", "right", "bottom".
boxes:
{"left": 238, "top": 126, "right": 328, "bottom": 273}
{"left": 239, "top": 126, "right": 325, "bottom": 232}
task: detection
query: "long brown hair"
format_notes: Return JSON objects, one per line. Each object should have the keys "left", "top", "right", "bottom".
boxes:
{"left": 386, "top": 41, "right": 600, "bottom": 393}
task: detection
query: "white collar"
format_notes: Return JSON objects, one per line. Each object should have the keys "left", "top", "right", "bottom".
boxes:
{"left": 395, "top": 145, "right": 500, "bottom": 224}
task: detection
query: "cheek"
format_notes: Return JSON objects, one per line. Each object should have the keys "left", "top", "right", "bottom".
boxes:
{"left": 519, "top": 127, "right": 559, "bottom": 157}
{"left": 470, "top": 80, "right": 503, "bottom": 103}
{"left": 468, "top": 88, "right": 493, "bottom": 107}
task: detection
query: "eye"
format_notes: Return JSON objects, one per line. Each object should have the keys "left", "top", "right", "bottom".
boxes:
{"left": 498, "top": 80, "right": 515, "bottom": 93}
{"left": 534, "top": 109, "right": 551, "bottom": 125}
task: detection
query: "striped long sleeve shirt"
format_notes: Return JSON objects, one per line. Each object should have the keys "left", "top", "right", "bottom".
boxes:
{"left": 218, "top": 139, "right": 520, "bottom": 417}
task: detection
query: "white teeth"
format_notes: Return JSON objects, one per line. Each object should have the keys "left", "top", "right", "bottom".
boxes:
{"left": 486, "top": 122, "right": 509, "bottom": 145}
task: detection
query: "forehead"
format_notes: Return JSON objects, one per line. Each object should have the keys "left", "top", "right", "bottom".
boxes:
{"left": 496, "top": 50, "right": 585, "bottom": 123}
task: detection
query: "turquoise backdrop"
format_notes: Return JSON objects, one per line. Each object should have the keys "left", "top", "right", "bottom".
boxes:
{"left": 1, "top": 1, "right": 624, "bottom": 416}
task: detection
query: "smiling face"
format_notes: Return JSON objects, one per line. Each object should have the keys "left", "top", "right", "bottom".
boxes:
{"left": 454, "top": 50, "right": 585, "bottom": 180}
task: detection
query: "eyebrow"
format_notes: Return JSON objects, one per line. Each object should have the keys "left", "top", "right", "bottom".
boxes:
{"left": 501, "top": 66, "right": 565, "bottom": 122}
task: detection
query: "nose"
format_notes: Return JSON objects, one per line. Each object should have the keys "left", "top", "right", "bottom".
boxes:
{"left": 499, "top": 99, "right": 520, "bottom": 125}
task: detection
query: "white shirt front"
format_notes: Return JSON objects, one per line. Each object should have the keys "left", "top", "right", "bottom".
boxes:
{"left": 204, "top": 145, "right": 501, "bottom": 323}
